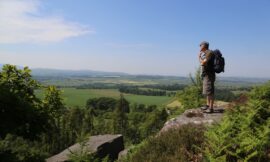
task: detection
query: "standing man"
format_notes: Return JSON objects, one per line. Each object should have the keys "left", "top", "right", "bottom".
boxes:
{"left": 199, "top": 41, "right": 215, "bottom": 113}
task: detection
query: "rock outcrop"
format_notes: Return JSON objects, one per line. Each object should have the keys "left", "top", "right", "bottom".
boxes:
{"left": 160, "top": 107, "right": 225, "bottom": 133}
{"left": 46, "top": 134, "right": 124, "bottom": 162}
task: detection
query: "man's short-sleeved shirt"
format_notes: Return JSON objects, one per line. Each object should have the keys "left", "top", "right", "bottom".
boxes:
{"left": 202, "top": 50, "right": 215, "bottom": 80}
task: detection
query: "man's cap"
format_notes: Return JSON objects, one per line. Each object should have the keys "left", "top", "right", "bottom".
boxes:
{"left": 200, "top": 41, "right": 209, "bottom": 47}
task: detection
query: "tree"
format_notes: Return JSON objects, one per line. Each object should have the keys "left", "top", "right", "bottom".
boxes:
{"left": 43, "top": 86, "right": 65, "bottom": 119}
{"left": 189, "top": 67, "right": 203, "bottom": 92}
{"left": 0, "top": 65, "right": 49, "bottom": 140}
{"left": 0, "top": 134, "right": 48, "bottom": 162}
{"left": 0, "top": 65, "right": 39, "bottom": 102}
{"left": 86, "top": 97, "right": 117, "bottom": 114}
{"left": 177, "top": 68, "right": 204, "bottom": 109}
{"left": 67, "top": 107, "right": 85, "bottom": 140}
{"left": 82, "top": 107, "right": 95, "bottom": 135}
{"left": 0, "top": 65, "right": 51, "bottom": 160}
{"left": 41, "top": 86, "right": 66, "bottom": 153}
{"left": 139, "top": 109, "right": 168, "bottom": 138}
{"left": 113, "top": 94, "right": 129, "bottom": 134}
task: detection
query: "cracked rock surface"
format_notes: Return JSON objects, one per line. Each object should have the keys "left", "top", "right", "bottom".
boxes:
{"left": 160, "top": 107, "right": 225, "bottom": 133}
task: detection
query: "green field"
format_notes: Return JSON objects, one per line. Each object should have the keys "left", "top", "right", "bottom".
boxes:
{"left": 36, "top": 88, "right": 174, "bottom": 108}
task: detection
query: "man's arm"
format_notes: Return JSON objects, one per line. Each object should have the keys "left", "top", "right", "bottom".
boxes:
{"left": 200, "top": 52, "right": 211, "bottom": 66}
{"left": 198, "top": 52, "right": 207, "bottom": 65}
{"left": 200, "top": 59, "right": 207, "bottom": 66}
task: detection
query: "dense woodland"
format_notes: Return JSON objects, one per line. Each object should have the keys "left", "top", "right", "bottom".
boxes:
{"left": 0, "top": 65, "right": 167, "bottom": 161}
{"left": 118, "top": 86, "right": 168, "bottom": 96}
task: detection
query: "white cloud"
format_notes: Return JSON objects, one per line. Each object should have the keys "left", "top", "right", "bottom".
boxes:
{"left": 0, "top": 0, "right": 93, "bottom": 43}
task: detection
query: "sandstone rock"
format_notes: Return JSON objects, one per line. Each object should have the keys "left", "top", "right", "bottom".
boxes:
{"left": 46, "top": 134, "right": 124, "bottom": 162}
{"left": 160, "top": 107, "right": 225, "bottom": 133}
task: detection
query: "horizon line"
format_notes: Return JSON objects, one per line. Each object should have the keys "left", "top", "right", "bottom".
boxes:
{"left": 1, "top": 63, "right": 270, "bottom": 79}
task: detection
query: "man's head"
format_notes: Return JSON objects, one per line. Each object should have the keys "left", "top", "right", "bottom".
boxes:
{"left": 200, "top": 41, "right": 209, "bottom": 52}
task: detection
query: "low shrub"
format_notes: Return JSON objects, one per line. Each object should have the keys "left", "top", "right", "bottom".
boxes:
{"left": 122, "top": 124, "right": 205, "bottom": 162}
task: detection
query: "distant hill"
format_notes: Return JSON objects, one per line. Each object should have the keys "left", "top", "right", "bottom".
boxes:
{"left": 0, "top": 64, "right": 269, "bottom": 84}
{"left": 31, "top": 68, "right": 129, "bottom": 77}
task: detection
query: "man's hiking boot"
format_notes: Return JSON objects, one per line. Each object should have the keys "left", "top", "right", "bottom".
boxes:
{"left": 204, "top": 108, "right": 214, "bottom": 114}
{"left": 200, "top": 105, "right": 209, "bottom": 111}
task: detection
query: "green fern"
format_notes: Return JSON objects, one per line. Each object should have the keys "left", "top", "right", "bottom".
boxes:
{"left": 204, "top": 81, "right": 270, "bottom": 161}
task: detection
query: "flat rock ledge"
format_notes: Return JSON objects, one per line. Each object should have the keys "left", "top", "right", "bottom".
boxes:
{"left": 160, "top": 107, "right": 225, "bottom": 134}
{"left": 46, "top": 134, "right": 124, "bottom": 162}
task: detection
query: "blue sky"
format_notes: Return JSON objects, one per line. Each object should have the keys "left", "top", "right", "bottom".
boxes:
{"left": 0, "top": 0, "right": 270, "bottom": 77}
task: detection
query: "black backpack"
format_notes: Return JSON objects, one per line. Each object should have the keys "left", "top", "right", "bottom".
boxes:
{"left": 212, "top": 49, "right": 225, "bottom": 73}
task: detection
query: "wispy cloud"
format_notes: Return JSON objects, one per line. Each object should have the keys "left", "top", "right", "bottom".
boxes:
{"left": 105, "top": 43, "right": 154, "bottom": 48}
{"left": 0, "top": 0, "right": 93, "bottom": 43}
